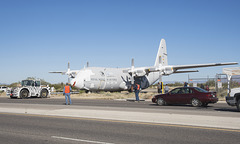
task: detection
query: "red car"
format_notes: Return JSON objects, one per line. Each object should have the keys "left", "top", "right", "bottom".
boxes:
{"left": 152, "top": 87, "right": 218, "bottom": 107}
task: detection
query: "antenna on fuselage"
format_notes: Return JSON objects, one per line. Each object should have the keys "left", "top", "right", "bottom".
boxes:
{"left": 87, "top": 62, "right": 89, "bottom": 67}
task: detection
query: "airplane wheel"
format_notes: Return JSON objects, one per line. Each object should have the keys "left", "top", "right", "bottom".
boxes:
{"left": 20, "top": 89, "right": 29, "bottom": 99}
{"left": 40, "top": 89, "right": 48, "bottom": 98}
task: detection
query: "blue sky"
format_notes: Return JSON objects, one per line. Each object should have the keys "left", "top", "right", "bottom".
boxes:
{"left": 0, "top": 0, "right": 239, "bottom": 84}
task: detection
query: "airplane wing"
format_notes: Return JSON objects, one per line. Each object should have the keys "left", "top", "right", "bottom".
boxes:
{"left": 144, "top": 62, "right": 238, "bottom": 76}
{"left": 49, "top": 71, "right": 65, "bottom": 74}
{"left": 49, "top": 70, "right": 79, "bottom": 78}
{"left": 172, "top": 62, "right": 238, "bottom": 70}
{"left": 123, "top": 39, "right": 238, "bottom": 77}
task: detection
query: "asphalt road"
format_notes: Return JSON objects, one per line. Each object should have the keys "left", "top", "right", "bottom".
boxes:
{"left": 0, "top": 113, "right": 239, "bottom": 144}
{"left": 0, "top": 97, "right": 240, "bottom": 143}
{"left": 0, "top": 97, "right": 238, "bottom": 113}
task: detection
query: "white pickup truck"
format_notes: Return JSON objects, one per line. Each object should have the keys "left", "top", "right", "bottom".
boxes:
{"left": 0, "top": 86, "right": 7, "bottom": 92}
{"left": 226, "top": 87, "right": 240, "bottom": 111}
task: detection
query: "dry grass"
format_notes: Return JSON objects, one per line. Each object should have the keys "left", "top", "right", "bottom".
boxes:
{"left": 0, "top": 92, "right": 6, "bottom": 97}
{"left": 50, "top": 91, "right": 156, "bottom": 100}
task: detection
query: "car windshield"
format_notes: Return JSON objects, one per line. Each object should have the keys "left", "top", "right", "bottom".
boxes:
{"left": 35, "top": 81, "right": 41, "bottom": 87}
{"left": 194, "top": 87, "right": 208, "bottom": 93}
{"left": 170, "top": 88, "right": 181, "bottom": 94}
{"left": 21, "top": 80, "right": 34, "bottom": 86}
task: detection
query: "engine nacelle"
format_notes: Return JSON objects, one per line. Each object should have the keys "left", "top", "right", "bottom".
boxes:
{"left": 160, "top": 66, "right": 174, "bottom": 75}
{"left": 135, "top": 71, "right": 147, "bottom": 77}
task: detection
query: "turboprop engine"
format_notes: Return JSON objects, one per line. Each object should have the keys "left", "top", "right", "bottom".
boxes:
{"left": 159, "top": 66, "right": 174, "bottom": 75}
{"left": 134, "top": 70, "right": 147, "bottom": 77}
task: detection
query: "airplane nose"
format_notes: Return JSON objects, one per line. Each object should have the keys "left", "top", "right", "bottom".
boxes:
{"left": 70, "top": 79, "right": 76, "bottom": 87}
{"left": 70, "top": 78, "right": 84, "bottom": 89}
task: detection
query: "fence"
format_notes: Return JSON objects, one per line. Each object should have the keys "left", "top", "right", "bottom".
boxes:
{"left": 188, "top": 74, "right": 240, "bottom": 97}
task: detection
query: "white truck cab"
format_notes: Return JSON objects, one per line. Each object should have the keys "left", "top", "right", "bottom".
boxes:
{"left": 223, "top": 67, "right": 240, "bottom": 111}
{"left": 226, "top": 87, "right": 240, "bottom": 111}
{"left": 7, "top": 79, "right": 50, "bottom": 99}
{"left": 0, "top": 86, "right": 7, "bottom": 92}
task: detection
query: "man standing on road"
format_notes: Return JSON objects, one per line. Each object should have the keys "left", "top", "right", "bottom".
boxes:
{"left": 134, "top": 83, "right": 140, "bottom": 102}
{"left": 157, "top": 82, "right": 162, "bottom": 93}
{"left": 63, "top": 83, "right": 72, "bottom": 105}
{"left": 164, "top": 84, "right": 169, "bottom": 93}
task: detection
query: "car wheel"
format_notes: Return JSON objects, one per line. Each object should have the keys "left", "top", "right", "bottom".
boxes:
{"left": 40, "top": 89, "right": 48, "bottom": 98}
{"left": 157, "top": 98, "right": 166, "bottom": 106}
{"left": 20, "top": 89, "right": 29, "bottom": 99}
{"left": 237, "top": 99, "right": 240, "bottom": 112}
{"left": 191, "top": 98, "right": 202, "bottom": 107}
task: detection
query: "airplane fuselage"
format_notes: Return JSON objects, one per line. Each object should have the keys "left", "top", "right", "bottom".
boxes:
{"left": 70, "top": 67, "right": 159, "bottom": 92}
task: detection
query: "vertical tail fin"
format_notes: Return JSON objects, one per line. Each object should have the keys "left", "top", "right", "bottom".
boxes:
{"left": 154, "top": 39, "right": 168, "bottom": 67}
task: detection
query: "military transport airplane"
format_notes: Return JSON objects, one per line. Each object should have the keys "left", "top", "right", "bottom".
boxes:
{"left": 50, "top": 39, "right": 238, "bottom": 92}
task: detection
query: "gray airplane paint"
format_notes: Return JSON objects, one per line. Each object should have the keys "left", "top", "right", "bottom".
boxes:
{"left": 70, "top": 67, "right": 159, "bottom": 92}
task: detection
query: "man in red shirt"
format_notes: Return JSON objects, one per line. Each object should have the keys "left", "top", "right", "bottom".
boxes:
{"left": 63, "top": 83, "right": 72, "bottom": 105}
{"left": 134, "top": 84, "right": 140, "bottom": 102}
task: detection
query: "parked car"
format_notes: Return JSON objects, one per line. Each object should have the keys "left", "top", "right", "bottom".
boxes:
{"left": 0, "top": 86, "right": 7, "bottom": 92}
{"left": 152, "top": 87, "right": 218, "bottom": 107}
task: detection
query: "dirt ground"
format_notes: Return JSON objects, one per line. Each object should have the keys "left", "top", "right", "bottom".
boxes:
{"left": 0, "top": 87, "right": 225, "bottom": 101}
{"left": 0, "top": 88, "right": 157, "bottom": 100}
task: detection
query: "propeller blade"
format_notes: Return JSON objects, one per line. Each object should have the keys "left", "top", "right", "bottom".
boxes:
{"left": 131, "top": 58, "right": 135, "bottom": 85}
{"left": 131, "top": 58, "right": 134, "bottom": 70}
{"left": 67, "top": 62, "right": 70, "bottom": 73}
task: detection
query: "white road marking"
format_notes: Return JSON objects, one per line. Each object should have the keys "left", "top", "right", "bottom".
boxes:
{"left": 51, "top": 136, "right": 114, "bottom": 144}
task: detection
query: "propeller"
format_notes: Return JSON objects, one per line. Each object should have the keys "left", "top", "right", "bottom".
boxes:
{"left": 49, "top": 62, "right": 78, "bottom": 85}
{"left": 130, "top": 58, "right": 135, "bottom": 85}
{"left": 67, "top": 62, "right": 70, "bottom": 83}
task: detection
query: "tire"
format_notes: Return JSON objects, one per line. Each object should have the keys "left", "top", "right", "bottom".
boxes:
{"left": 40, "top": 89, "right": 48, "bottom": 98}
{"left": 202, "top": 103, "right": 209, "bottom": 107}
{"left": 10, "top": 96, "right": 16, "bottom": 99}
{"left": 237, "top": 99, "right": 240, "bottom": 112}
{"left": 20, "top": 89, "right": 29, "bottom": 99}
{"left": 191, "top": 98, "right": 202, "bottom": 107}
{"left": 157, "top": 98, "right": 166, "bottom": 106}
